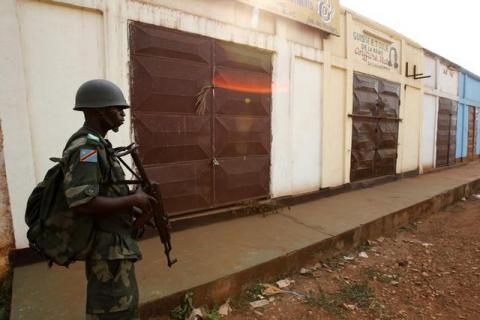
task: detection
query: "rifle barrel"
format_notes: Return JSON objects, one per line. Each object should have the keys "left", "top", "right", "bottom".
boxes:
{"left": 129, "top": 147, "right": 177, "bottom": 268}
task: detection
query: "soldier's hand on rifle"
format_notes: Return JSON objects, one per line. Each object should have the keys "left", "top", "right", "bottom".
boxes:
{"left": 131, "top": 206, "right": 143, "bottom": 218}
{"left": 132, "top": 206, "right": 153, "bottom": 229}
{"left": 132, "top": 188, "right": 157, "bottom": 213}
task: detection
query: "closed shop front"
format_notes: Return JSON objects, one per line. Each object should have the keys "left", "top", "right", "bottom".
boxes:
{"left": 350, "top": 73, "right": 400, "bottom": 182}
{"left": 467, "top": 106, "right": 477, "bottom": 160}
{"left": 458, "top": 71, "right": 480, "bottom": 161}
{"left": 129, "top": 22, "right": 272, "bottom": 216}
{"left": 436, "top": 98, "right": 457, "bottom": 167}
{"left": 1, "top": 0, "right": 440, "bottom": 249}
{"left": 423, "top": 52, "right": 463, "bottom": 170}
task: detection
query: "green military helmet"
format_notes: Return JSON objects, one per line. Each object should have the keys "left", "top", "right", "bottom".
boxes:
{"left": 74, "top": 79, "right": 129, "bottom": 110}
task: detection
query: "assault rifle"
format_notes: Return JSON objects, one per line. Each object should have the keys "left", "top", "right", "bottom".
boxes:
{"left": 113, "top": 143, "right": 177, "bottom": 268}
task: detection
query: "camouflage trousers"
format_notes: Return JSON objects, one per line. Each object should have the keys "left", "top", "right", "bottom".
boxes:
{"left": 85, "top": 259, "right": 139, "bottom": 320}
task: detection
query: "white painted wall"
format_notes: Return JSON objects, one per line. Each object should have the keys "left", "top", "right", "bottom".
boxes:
{"left": 17, "top": 0, "right": 106, "bottom": 181}
{"left": 3, "top": 0, "right": 106, "bottom": 248}
{"left": 397, "top": 43, "right": 424, "bottom": 174}
{"left": 321, "top": 66, "right": 346, "bottom": 187}
{"left": 422, "top": 94, "right": 437, "bottom": 169}
{"left": 291, "top": 58, "right": 322, "bottom": 193}
{"left": 423, "top": 55, "right": 436, "bottom": 89}
{"left": 401, "top": 86, "right": 422, "bottom": 172}
{"left": 0, "top": 0, "right": 37, "bottom": 249}
{"left": 438, "top": 61, "right": 459, "bottom": 96}
{"left": 269, "top": 20, "right": 293, "bottom": 198}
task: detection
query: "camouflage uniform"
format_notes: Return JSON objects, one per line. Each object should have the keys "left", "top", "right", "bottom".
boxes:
{"left": 63, "top": 126, "right": 141, "bottom": 320}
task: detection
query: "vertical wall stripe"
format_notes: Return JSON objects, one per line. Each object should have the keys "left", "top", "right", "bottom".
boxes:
{"left": 463, "top": 104, "right": 468, "bottom": 157}
{"left": 455, "top": 104, "right": 464, "bottom": 158}
{"left": 477, "top": 112, "right": 480, "bottom": 154}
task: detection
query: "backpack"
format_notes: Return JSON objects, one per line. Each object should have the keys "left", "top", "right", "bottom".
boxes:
{"left": 25, "top": 157, "right": 95, "bottom": 267}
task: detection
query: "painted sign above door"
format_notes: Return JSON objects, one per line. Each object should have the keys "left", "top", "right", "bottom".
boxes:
{"left": 351, "top": 22, "right": 401, "bottom": 72}
{"left": 237, "top": 0, "right": 341, "bottom": 36}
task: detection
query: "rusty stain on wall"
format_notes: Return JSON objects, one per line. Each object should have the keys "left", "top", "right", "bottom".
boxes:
{"left": 0, "top": 121, "right": 14, "bottom": 252}
{"left": 0, "top": 121, "right": 14, "bottom": 276}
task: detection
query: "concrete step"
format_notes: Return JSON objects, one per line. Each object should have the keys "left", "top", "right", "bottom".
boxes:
{"left": 11, "top": 162, "right": 480, "bottom": 319}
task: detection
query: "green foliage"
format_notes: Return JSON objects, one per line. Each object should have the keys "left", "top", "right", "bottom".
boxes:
{"left": 204, "top": 305, "right": 220, "bottom": 320}
{"left": 245, "top": 282, "right": 265, "bottom": 301}
{"left": 337, "top": 281, "right": 374, "bottom": 308}
{"left": 306, "top": 281, "right": 375, "bottom": 317}
{"left": 363, "top": 267, "right": 395, "bottom": 284}
{"left": 170, "top": 292, "right": 194, "bottom": 320}
{"left": 305, "top": 290, "right": 343, "bottom": 317}
{"left": 369, "top": 298, "right": 394, "bottom": 320}
{"left": 169, "top": 292, "right": 224, "bottom": 320}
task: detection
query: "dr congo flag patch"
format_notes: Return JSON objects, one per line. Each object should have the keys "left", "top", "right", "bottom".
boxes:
{"left": 80, "top": 149, "right": 98, "bottom": 163}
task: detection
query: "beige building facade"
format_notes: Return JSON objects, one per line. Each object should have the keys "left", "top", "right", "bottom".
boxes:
{"left": 1, "top": 0, "right": 428, "bottom": 249}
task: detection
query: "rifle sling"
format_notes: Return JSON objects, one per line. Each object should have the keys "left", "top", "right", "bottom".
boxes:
{"left": 115, "top": 155, "right": 142, "bottom": 181}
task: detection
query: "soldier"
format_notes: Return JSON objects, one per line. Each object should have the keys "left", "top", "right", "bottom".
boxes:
{"left": 63, "top": 79, "right": 155, "bottom": 319}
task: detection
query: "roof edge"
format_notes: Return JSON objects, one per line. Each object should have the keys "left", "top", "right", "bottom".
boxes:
{"left": 343, "top": 7, "right": 422, "bottom": 48}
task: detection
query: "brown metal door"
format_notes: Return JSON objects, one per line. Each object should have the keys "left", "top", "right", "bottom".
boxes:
{"left": 467, "top": 106, "right": 476, "bottom": 160}
{"left": 213, "top": 41, "right": 272, "bottom": 206}
{"left": 350, "top": 74, "right": 400, "bottom": 182}
{"left": 129, "top": 22, "right": 272, "bottom": 215}
{"left": 477, "top": 108, "right": 480, "bottom": 159}
{"left": 129, "top": 23, "right": 214, "bottom": 215}
{"left": 436, "top": 98, "right": 457, "bottom": 167}
{"left": 375, "top": 79, "right": 400, "bottom": 177}
{"left": 350, "top": 74, "right": 378, "bottom": 181}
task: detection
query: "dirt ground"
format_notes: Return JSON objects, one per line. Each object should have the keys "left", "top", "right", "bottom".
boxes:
{"left": 222, "top": 196, "right": 480, "bottom": 320}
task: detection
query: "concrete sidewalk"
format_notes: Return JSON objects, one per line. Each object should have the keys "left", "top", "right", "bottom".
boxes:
{"left": 11, "top": 162, "right": 480, "bottom": 319}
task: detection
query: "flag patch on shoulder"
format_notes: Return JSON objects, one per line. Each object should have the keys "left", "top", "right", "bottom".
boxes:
{"left": 80, "top": 149, "right": 98, "bottom": 163}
